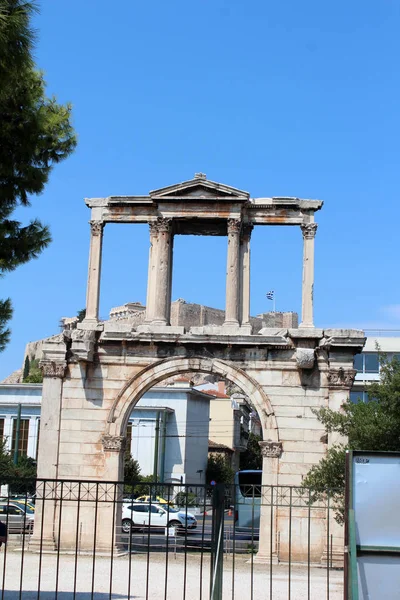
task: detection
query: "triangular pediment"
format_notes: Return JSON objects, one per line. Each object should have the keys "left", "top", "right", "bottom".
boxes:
{"left": 149, "top": 174, "right": 249, "bottom": 201}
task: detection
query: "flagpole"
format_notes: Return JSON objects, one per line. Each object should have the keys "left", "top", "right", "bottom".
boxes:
{"left": 273, "top": 295, "right": 276, "bottom": 313}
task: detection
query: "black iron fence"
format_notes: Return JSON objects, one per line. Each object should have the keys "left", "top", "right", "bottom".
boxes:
{"left": 0, "top": 478, "right": 343, "bottom": 600}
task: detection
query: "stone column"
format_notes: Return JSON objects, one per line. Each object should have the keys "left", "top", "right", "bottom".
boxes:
{"left": 300, "top": 222, "right": 317, "bottom": 328}
{"left": 255, "top": 440, "right": 282, "bottom": 562}
{"left": 85, "top": 220, "right": 105, "bottom": 322}
{"left": 166, "top": 232, "right": 174, "bottom": 324}
{"left": 224, "top": 218, "right": 241, "bottom": 327}
{"left": 152, "top": 218, "right": 173, "bottom": 325}
{"left": 240, "top": 223, "right": 253, "bottom": 332}
{"left": 324, "top": 367, "right": 356, "bottom": 566}
{"left": 30, "top": 360, "right": 66, "bottom": 552}
{"left": 145, "top": 221, "right": 159, "bottom": 322}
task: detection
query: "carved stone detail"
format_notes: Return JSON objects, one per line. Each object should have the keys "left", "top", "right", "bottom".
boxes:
{"left": 70, "top": 329, "right": 97, "bottom": 363}
{"left": 102, "top": 435, "right": 126, "bottom": 452}
{"left": 40, "top": 360, "right": 67, "bottom": 378}
{"left": 227, "top": 218, "right": 242, "bottom": 235}
{"left": 149, "top": 221, "right": 158, "bottom": 237}
{"left": 157, "top": 217, "right": 172, "bottom": 233}
{"left": 300, "top": 223, "right": 318, "bottom": 240}
{"left": 259, "top": 440, "right": 283, "bottom": 458}
{"left": 296, "top": 347, "right": 315, "bottom": 369}
{"left": 90, "top": 221, "right": 104, "bottom": 236}
{"left": 327, "top": 367, "right": 356, "bottom": 389}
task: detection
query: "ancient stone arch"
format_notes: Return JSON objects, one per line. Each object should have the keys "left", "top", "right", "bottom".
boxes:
{"left": 33, "top": 174, "right": 365, "bottom": 557}
{"left": 107, "top": 356, "right": 277, "bottom": 442}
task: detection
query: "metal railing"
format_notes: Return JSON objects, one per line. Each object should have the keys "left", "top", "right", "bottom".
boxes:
{"left": 0, "top": 478, "right": 343, "bottom": 600}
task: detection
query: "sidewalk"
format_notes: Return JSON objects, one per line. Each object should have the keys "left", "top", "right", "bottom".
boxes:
{"left": 0, "top": 550, "right": 343, "bottom": 599}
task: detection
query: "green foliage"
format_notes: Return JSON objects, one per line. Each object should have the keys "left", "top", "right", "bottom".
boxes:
{"left": 240, "top": 433, "right": 262, "bottom": 470}
{"left": 124, "top": 455, "right": 141, "bottom": 484}
{"left": 23, "top": 357, "right": 42, "bottom": 383}
{"left": 0, "top": 437, "right": 36, "bottom": 493}
{"left": 22, "top": 355, "right": 30, "bottom": 380}
{"left": 0, "top": 298, "right": 12, "bottom": 352}
{"left": 206, "top": 454, "right": 234, "bottom": 484}
{"left": 0, "top": 0, "right": 77, "bottom": 351}
{"left": 77, "top": 308, "right": 86, "bottom": 322}
{"left": 303, "top": 356, "right": 400, "bottom": 522}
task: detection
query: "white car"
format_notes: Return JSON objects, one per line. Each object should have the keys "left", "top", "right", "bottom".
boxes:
{"left": 122, "top": 503, "right": 197, "bottom": 534}
{"left": 0, "top": 502, "right": 34, "bottom": 533}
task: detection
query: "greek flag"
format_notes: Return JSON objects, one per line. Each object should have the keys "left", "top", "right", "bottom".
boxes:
{"left": 266, "top": 290, "right": 274, "bottom": 300}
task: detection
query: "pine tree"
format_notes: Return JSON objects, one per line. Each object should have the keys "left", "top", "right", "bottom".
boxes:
{"left": 0, "top": 1, "right": 77, "bottom": 350}
{"left": 22, "top": 355, "right": 30, "bottom": 380}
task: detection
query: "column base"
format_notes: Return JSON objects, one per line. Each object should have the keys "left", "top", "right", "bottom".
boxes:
{"left": 28, "top": 536, "right": 57, "bottom": 553}
{"left": 299, "top": 322, "right": 314, "bottom": 328}
{"left": 222, "top": 322, "right": 251, "bottom": 335}
{"left": 321, "top": 549, "right": 344, "bottom": 569}
{"left": 79, "top": 319, "right": 104, "bottom": 331}
{"left": 239, "top": 322, "right": 253, "bottom": 334}
{"left": 252, "top": 552, "right": 279, "bottom": 565}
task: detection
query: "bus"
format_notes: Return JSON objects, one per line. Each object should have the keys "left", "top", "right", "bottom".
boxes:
{"left": 234, "top": 470, "right": 262, "bottom": 534}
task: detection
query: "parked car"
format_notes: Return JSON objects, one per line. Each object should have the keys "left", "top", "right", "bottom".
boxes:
{"left": 134, "top": 495, "right": 174, "bottom": 506}
{"left": 12, "top": 498, "right": 35, "bottom": 512}
{"left": 0, "top": 502, "right": 34, "bottom": 533}
{"left": 121, "top": 503, "right": 197, "bottom": 534}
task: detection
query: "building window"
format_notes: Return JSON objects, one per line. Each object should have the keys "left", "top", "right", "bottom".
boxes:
{"left": 350, "top": 390, "right": 378, "bottom": 403}
{"left": 11, "top": 419, "right": 29, "bottom": 457}
{"left": 350, "top": 390, "right": 366, "bottom": 403}
{"left": 365, "top": 354, "right": 379, "bottom": 373}
{"left": 354, "top": 354, "right": 363, "bottom": 372}
{"left": 353, "top": 353, "right": 379, "bottom": 374}
{"left": 0, "top": 419, "right": 4, "bottom": 443}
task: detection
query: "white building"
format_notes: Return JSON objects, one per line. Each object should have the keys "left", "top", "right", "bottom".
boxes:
{"left": 0, "top": 379, "right": 211, "bottom": 485}
{"left": 351, "top": 335, "right": 400, "bottom": 402}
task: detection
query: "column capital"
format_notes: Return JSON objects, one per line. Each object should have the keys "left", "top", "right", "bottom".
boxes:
{"left": 259, "top": 440, "right": 283, "bottom": 458}
{"left": 227, "top": 218, "right": 242, "bottom": 235}
{"left": 101, "top": 434, "right": 126, "bottom": 452}
{"left": 300, "top": 222, "right": 318, "bottom": 240}
{"left": 89, "top": 220, "right": 104, "bottom": 236}
{"left": 40, "top": 360, "right": 67, "bottom": 379}
{"left": 149, "top": 217, "right": 173, "bottom": 235}
{"left": 327, "top": 367, "right": 356, "bottom": 389}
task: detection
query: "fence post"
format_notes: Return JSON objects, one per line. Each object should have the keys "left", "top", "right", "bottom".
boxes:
{"left": 210, "top": 483, "right": 225, "bottom": 600}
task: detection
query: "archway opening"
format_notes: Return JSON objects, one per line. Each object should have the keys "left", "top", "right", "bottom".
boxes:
{"left": 107, "top": 356, "right": 277, "bottom": 487}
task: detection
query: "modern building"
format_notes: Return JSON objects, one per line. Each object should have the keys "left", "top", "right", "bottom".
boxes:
{"left": 0, "top": 379, "right": 211, "bottom": 485}
{"left": 198, "top": 381, "right": 252, "bottom": 473}
{"left": 350, "top": 335, "right": 400, "bottom": 402}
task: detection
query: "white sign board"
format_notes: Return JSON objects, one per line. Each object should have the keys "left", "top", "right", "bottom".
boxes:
{"left": 352, "top": 452, "right": 400, "bottom": 599}
{"left": 353, "top": 453, "right": 400, "bottom": 547}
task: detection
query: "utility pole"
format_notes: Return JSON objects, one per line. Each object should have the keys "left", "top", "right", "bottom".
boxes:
{"left": 159, "top": 411, "right": 167, "bottom": 483}
{"left": 13, "top": 403, "right": 22, "bottom": 465}
{"left": 153, "top": 411, "right": 160, "bottom": 481}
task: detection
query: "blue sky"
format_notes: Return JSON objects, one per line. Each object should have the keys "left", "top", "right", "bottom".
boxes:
{"left": 1, "top": 0, "right": 400, "bottom": 379}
